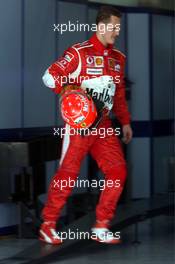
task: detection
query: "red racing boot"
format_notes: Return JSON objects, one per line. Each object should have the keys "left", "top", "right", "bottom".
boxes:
{"left": 39, "top": 221, "right": 63, "bottom": 245}
{"left": 91, "top": 221, "right": 121, "bottom": 244}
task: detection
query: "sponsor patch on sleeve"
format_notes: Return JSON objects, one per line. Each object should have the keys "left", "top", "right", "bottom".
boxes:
{"left": 64, "top": 51, "right": 74, "bottom": 62}
{"left": 56, "top": 59, "right": 69, "bottom": 69}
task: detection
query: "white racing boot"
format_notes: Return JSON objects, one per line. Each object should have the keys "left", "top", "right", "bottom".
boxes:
{"left": 91, "top": 222, "right": 121, "bottom": 244}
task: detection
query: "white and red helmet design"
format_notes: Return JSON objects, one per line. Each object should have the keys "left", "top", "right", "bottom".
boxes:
{"left": 60, "top": 89, "right": 97, "bottom": 129}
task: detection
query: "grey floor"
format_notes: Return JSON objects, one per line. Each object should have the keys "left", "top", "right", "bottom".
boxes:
{"left": 0, "top": 215, "right": 174, "bottom": 264}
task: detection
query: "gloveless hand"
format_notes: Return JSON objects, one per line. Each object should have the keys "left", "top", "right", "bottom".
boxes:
{"left": 122, "top": 124, "right": 133, "bottom": 144}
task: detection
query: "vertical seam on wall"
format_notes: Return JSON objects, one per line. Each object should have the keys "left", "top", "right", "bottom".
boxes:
{"left": 86, "top": 0, "right": 91, "bottom": 190}
{"left": 55, "top": 0, "right": 59, "bottom": 170}
{"left": 172, "top": 17, "right": 175, "bottom": 122}
{"left": 55, "top": 0, "right": 59, "bottom": 127}
{"left": 125, "top": 12, "right": 129, "bottom": 105}
{"left": 125, "top": 13, "right": 128, "bottom": 69}
{"left": 21, "top": 0, "right": 25, "bottom": 128}
{"left": 149, "top": 14, "right": 154, "bottom": 197}
{"left": 86, "top": 0, "right": 89, "bottom": 39}
{"left": 124, "top": 13, "right": 129, "bottom": 162}
{"left": 171, "top": 17, "right": 174, "bottom": 160}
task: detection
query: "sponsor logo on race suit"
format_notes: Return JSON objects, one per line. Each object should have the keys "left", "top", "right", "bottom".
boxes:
{"left": 86, "top": 56, "right": 104, "bottom": 67}
{"left": 86, "top": 68, "right": 103, "bottom": 75}
{"left": 81, "top": 75, "right": 116, "bottom": 110}
{"left": 115, "top": 64, "right": 120, "bottom": 72}
{"left": 108, "top": 58, "right": 121, "bottom": 72}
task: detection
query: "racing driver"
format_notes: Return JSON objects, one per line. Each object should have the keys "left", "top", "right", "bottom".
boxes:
{"left": 39, "top": 5, "right": 133, "bottom": 244}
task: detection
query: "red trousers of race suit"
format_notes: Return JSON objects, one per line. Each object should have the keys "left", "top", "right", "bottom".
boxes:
{"left": 42, "top": 118, "right": 127, "bottom": 224}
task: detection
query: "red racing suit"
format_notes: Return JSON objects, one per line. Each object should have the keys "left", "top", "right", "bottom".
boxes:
{"left": 42, "top": 33, "right": 131, "bottom": 225}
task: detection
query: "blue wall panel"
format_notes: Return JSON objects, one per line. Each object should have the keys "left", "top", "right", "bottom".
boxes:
{"left": 24, "top": 0, "right": 56, "bottom": 127}
{"left": 127, "top": 13, "right": 150, "bottom": 121}
{"left": 152, "top": 15, "right": 174, "bottom": 120}
{"left": 127, "top": 14, "right": 150, "bottom": 198}
{"left": 153, "top": 136, "right": 174, "bottom": 194}
{"left": 128, "top": 139, "right": 151, "bottom": 198}
{"left": 0, "top": 0, "right": 21, "bottom": 129}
